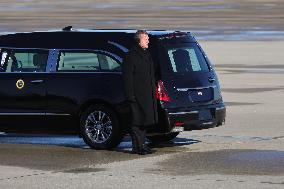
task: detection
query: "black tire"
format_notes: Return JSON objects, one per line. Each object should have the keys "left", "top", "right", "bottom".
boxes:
{"left": 80, "top": 104, "right": 123, "bottom": 149}
{"left": 147, "top": 132, "right": 180, "bottom": 143}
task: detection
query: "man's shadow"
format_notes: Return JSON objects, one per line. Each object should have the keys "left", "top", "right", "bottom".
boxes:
{"left": 115, "top": 136, "right": 201, "bottom": 154}
{"left": 149, "top": 137, "right": 201, "bottom": 148}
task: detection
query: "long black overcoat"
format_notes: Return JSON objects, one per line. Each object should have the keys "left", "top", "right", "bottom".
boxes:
{"left": 122, "top": 44, "right": 158, "bottom": 126}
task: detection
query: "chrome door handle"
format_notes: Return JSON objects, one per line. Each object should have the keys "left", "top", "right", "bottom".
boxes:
{"left": 30, "top": 80, "right": 44, "bottom": 83}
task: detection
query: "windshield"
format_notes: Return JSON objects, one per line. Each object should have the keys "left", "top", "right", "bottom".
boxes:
{"left": 164, "top": 43, "right": 209, "bottom": 73}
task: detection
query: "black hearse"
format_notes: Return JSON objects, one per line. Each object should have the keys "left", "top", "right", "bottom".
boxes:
{"left": 0, "top": 27, "right": 226, "bottom": 149}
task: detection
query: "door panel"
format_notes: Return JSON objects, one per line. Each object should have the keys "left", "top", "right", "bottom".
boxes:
{"left": 0, "top": 49, "right": 48, "bottom": 132}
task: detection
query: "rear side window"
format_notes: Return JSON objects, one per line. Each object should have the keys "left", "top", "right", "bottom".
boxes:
{"left": 0, "top": 49, "right": 48, "bottom": 72}
{"left": 165, "top": 43, "right": 209, "bottom": 73}
{"left": 57, "top": 51, "right": 121, "bottom": 72}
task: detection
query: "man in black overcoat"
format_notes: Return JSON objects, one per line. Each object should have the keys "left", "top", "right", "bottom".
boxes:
{"left": 122, "top": 30, "right": 158, "bottom": 155}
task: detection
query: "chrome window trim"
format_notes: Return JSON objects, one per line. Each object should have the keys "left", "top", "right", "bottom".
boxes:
{"left": 0, "top": 48, "right": 123, "bottom": 73}
{"left": 0, "top": 47, "right": 52, "bottom": 51}
{"left": 55, "top": 49, "right": 122, "bottom": 72}
{"left": 108, "top": 41, "right": 129, "bottom": 53}
{"left": 48, "top": 71, "right": 122, "bottom": 74}
{"left": 0, "top": 72, "right": 48, "bottom": 74}
{"left": 0, "top": 113, "right": 71, "bottom": 116}
{"left": 56, "top": 48, "right": 122, "bottom": 62}
{"left": 0, "top": 47, "right": 52, "bottom": 73}
{"left": 0, "top": 71, "right": 122, "bottom": 74}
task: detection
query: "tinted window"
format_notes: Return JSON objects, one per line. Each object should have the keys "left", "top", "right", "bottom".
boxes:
{"left": 100, "top": 55, "right": 121, "bottom": 71}
{"left": 57, "top": 51, "right": 121, "bottom": 71}
{"left": 164, "top": 43, "right": 209, "bottom": 73}
{"left": 0, "top": 49, "right": 48, "bottom": 72}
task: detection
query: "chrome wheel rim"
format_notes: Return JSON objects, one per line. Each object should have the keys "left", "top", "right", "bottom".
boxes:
{"left": 84, "top": 110, "right": 112, "bottom": 144}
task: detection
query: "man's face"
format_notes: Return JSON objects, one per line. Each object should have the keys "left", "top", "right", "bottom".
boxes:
{"left": 139, "top": 33, "right": 149, "bottom": 49}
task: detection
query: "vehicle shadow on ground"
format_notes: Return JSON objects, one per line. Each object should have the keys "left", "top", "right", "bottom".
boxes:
{"left": 0, "top": 133, "right": 201, "bottom": 154}
{"left": 0, "top": 133, "right": 89, "bottom": 149}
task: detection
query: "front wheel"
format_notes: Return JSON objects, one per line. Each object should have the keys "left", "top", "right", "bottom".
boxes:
{"left": 147, "top": 132, "right": 180, "bottom": 143}
{"left": 80, "top": 104, "right": 123, "bottom": 149}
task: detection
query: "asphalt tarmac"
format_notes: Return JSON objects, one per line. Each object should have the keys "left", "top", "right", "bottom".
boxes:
{"left": 0, "top": 41, "right": 284, "bottom": 188}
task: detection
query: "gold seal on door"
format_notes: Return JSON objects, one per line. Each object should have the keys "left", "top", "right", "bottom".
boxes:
{"left": 16, "top": 79, "right": 24, "bottom": 89}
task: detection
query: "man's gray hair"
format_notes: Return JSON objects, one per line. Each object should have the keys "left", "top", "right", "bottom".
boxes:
{"left": 134, "top": 30, "right": 148, "bottom": 43}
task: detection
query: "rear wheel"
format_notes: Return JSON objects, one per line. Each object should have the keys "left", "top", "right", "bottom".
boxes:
{"left": 80, "top": 104, "right": 123, "bottom": 149}
{"left": 147, "top": 132, "right": 180, "bottom": 143}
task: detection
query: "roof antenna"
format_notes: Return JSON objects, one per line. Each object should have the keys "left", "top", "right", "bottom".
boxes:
{"left": 62, "top": 26, "right": 73, "bottom": 31}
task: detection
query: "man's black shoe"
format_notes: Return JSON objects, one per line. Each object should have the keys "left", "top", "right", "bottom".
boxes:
{"left": 130, "top": 147, "right": 138, "bottom": 154}
{"left": 131, "top": 148, "right": 147, "bottom": 155}
{"left": 142, "top": 145, "right": 152, "bottom": 154}
{"left": 137, "top": 149, "right": 147, "bottom": 155}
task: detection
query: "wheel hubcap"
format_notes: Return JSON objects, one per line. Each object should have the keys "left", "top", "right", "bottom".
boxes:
{"left": 85, "top": 110, "right": 112, "bottom": 144}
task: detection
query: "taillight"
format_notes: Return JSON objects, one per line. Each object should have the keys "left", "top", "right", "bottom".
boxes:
{"left": 156, "top": 80, "right": 170, "bottom": 102}
{"left": 174, "top": 122, "right": 185, "bottom": 127}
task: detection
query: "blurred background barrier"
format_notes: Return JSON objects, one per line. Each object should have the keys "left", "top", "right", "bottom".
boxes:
{"left": 0, "top": 0, "right": 284, "bottom": 40}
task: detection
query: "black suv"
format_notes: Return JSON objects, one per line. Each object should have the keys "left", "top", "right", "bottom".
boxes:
{"left": 0, "top": 27, "right": 226, "bottom": 149}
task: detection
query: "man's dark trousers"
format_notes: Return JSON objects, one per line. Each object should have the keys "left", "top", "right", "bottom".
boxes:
{"left": 131, "top": 125, "right": 146, "bottom": 151}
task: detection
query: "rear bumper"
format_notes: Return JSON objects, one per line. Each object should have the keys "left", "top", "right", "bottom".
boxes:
{"left": 165, "top": 104, "right": 226, "bottom": 132}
